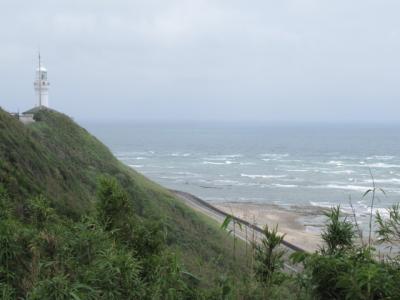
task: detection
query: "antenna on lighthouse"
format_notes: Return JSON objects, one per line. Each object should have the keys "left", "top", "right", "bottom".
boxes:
{"left": 38, "top": 52, "right": 42, "bottom": 107}
{"left": 33, "top": 52, "right": 50, "bottom": 108}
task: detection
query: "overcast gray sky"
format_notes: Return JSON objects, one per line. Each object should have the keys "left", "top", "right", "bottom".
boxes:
{"left": 1, "top": 0, "right": 399, "bottom": 122}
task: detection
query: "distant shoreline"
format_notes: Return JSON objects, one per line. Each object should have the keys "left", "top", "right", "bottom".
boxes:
{"left": 171, "top": 189, "right": 312, "bottom": 253}
{"left": 213, "top": 201, "right": 323, "bottom": 252}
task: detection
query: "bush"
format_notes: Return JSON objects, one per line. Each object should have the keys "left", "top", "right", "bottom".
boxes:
{"left": 292, "top": 206, "right": 400, "bottom": 299}
{"left": 27, "top": 195, "right": 56, "bottom": 228}
{"left": 254, "top": 225, "right": 286, "bottom": 286}
{"left": 84, "top": 247, "right": 143, "bottom": 299}
{"left": 96, "top": 177, "right": 133, "bottom": 232}
{"left": 321, "top": 206, "right": 355, "bottom": 255}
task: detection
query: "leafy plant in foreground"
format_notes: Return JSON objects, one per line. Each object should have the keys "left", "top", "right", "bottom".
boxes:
{"left": 221, "top": 214, "right": 242, "bottom": 260}
{"left": 253, "top": 225, "right": 286, "bottom": 286}
{"left": 321, "top": 205, "right": 355, "bottom": 255}
{"left": 291, "top": 203, "right": 400, "bottom": 299}
{"left": 376, "top": 203, "right": 400, "bottom": 256}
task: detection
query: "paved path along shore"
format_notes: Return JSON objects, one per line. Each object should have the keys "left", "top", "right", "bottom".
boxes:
{"left": 171, "top": 190, "right": 304, "bottom": 273}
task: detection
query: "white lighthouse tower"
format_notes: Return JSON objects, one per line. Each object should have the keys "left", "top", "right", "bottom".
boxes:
{"left": 33, "top": 53, "right": 50, "bottom": 108}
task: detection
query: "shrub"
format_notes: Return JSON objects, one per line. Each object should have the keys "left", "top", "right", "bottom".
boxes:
{"left": 27, "top": 195, "right": 56, "bottom": 228}
{"left": 292, "top": 206, "right": 400, "bottom": 299}
{"left": 96, "top": 177, "right": 133, "bottom": 232}
{"left": 321, "top": 206, "right": 355, "bottom": 255}
{"left": 84, "top": 247, "right": 143, "bottom": 300}
{"left": 376, "top": 204, "right": 400, "bottom": 255}
{"left": 254, "top": 225, "right": 286, "bottom": 286}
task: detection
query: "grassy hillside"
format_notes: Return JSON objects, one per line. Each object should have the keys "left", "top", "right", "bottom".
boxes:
{"left": 0, "top": 107, "right": 255, "bottom": 297}
{"left": 4, "top": 107, "right": 397, "bottom": 299}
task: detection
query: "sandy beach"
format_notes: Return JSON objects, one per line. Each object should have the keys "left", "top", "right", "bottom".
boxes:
{"left": 213, "top": 202, "right": 328, "bottom": 252}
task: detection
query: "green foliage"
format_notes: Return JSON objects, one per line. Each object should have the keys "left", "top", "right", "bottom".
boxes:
{"left": 221, "top": 214, "right": 243, "bottom": 260}
{"left": 321, "top": 205, "right": 355, "bottom": 254}
{"left": 27, "top": 195, "right": 56, "bottom": 228}
{"left": 4, "top": 107, "right": 400, "bottom": 298}
{"left": 0, "top": 107, "right": 256, "bottom": 293}
{"left": 96, "top": 176, "right": 133, "bottom": 231}
{"left": 84, "top": 247, "right": 142, "bottom": 299}
{"left": 292, "top": 205, "right": 400, "bottom": 299}
{"left": 147, "top": 251, "right": 197, "bottom": 300}
{"left": 0, "top": 283, "right": 15, "bottom": 300}
{"left": 28, "top": 275, "right": 97, "bottom": 300}
{"left": 254, "top": 225, "right": 286, "bottom": 286}
{"left": 0, "top": 184, "right": 11, "bottom": 219}
{"left": 376, "top": 204, "right": 400, "bottom": 253}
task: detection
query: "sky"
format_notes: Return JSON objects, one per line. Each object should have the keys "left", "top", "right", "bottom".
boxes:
{"left": 0, "top": 0, "right": 399, "bottom": 122}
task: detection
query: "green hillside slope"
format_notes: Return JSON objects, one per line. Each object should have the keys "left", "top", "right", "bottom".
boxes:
{"left": 0, "top": 107, "right": 253, "bottom": 298}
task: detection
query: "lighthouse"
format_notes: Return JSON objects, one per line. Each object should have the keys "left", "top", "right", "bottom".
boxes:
{"left": 33, "top": 54, "right": 50, "bottom": 107}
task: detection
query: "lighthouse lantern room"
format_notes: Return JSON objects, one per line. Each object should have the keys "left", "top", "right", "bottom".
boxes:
{"left": 33, "top": 53, "right": 50, "bottom": 108}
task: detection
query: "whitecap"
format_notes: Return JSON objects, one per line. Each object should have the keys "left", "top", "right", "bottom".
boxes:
{"left": 203, "top": 161, "right": 235, "bottom": 165}
{"left": 213, "top": 179, "right": 242, "bottom": 186}
{"left": 260, "top": 153, "right": 289, "bottom": 158}
{"left": 322, "top": 170, "right": 355, "bottom": 175}
{"left": 262, "top": 158, "right": 274, "bottom": 162}
{"left": 310, "top": 201, "right": 336, "bottom": 208}
{"left": 171, "top": 152, "right": 191, "bottom": 157}
{"left": 326, "top": 160, "right": 344, "bottom": 166}
{"left": 271, "top": 183, "right": 298, "bottom": 188}
{"left": 366, "top": 163, "right": 400, "bottom": 169}
{"left": 204, "top": 154, "right": 243, "bottom": 161}
{"left": 364, "top": 178, "right": 400, "bottom": 184}
{"left": 223, "top": 154, "right": 243, "bottom": 158}
{"left": 366, "top": 155, "right": 395, "bottom": 161}
{"left": 311, "top": 184, "right": 369, "bottom": 192}
{"left": 241, "top": 174, "right": 287, "bottom": 179}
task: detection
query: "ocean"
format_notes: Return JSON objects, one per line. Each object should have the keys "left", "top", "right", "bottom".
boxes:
{"left": 83, "top": 121, "right": 400, "bottom": 226}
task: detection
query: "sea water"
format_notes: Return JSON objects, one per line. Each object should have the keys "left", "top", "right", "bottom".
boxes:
{"left": 83, "top": 121, "right": 400, "bottom": 226}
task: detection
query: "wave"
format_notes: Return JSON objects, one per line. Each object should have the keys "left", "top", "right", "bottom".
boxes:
{"left": 321, "top": 161, "right": 400, "bottom": 169}
{"left": 203, "top": 160, "right": 235, "bottom": 165}
{"left": 213, "top": 179, "right": 242, "bottom": 186}
{"left": 366, "top": 155, "right": 395, "bottom": 161}
{"left": 260, "top": 153, "right": 289, "bottom": 158}
{"left": 310, "top": 201, "right": 391, "bottom": 219}
{"left": 271, "top": 183, "right": 298, "bottom": 188}
{"left": 364, "top": 178, "right": 400, "bottom": 184}
{"left": 326, "top": 160, "right": 345, "bottom": 166}
{"left": 366, "top": 163, "right": 400, "bottom": 169}
{"left": 171, "top": 152, "right": 191, "bottom": 157}
{"left": 116, "top": 150, "right": 155, "bottom": 157}
{"left": 241, "top": 174, "right": 286, "bottom": 179}
{"left": 321, "top": 170, "right": 355, "bottom": 175}
{"left": 310, "top": 201, "right": 336, "bottom": 209}
{"left": 128, "top": 164, "right": 144, "bottom": 168}
{"left": 222, "top": 154, "right": 243, "bottom": 158}
{"left": 159, "top": 176, "right": 187, "bottom": 180}
{"left": 287, "top": 169, "right": 309, "bottom": 172}
{"left": 204, "top": 154, "right": 243, "bottom": 160}
{"left": 310, "top": 184, "right": 369, "bottom": 192}
{"left": 172, "top": 171, "right": 201, "bottom": 177}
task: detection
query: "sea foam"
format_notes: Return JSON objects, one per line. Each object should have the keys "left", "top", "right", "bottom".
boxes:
{"left": 241, "top": 174, "right": 287, "bottom": 179}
